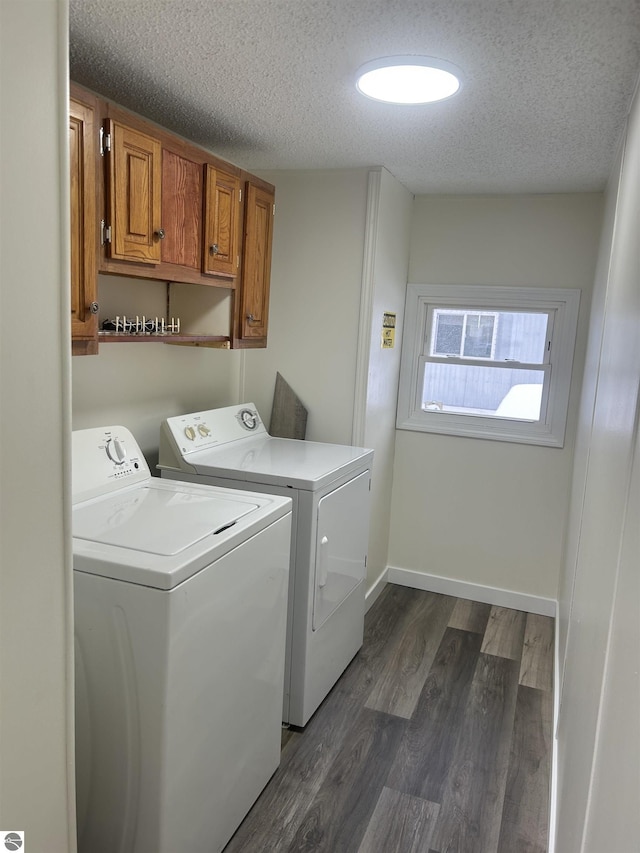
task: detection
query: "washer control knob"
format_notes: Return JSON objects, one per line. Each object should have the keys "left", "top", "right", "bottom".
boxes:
{"left": 184, "top": 426, "right": 196, "bottom": 441}
{"left": 197, "top": 424, "right": 211, "bottom": 437}
{"left": 106, "top": 437, "right": 127, "bottom": 465}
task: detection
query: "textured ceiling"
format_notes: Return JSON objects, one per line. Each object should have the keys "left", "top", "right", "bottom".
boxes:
{"left": 69, "top": 0, "right": 640, "bottom": 194}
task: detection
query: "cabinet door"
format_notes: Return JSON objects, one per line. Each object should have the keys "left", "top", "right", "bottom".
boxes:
{"left": 203, "top": 165, "right": 240, "bottom": 278}
{"left": 106, "top": 119, "right": 162, "bottom": 264}
{"left": 162, "top": 149, "right": 202, "bottom": 269}
{"left": 69, "top": 96, "right": 98, "bottom": 352}
{"left": 239, "top": 182, "right": 274, "bottom": 340}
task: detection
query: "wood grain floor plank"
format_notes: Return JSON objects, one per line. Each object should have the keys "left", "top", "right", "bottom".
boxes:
{"left": 357, "top": 787, "right": 440, "bottom": 853}
{"left": 222, "top": 728, "right": 337, "bottom": 853}
{"left": 225, "top": 588, "right": 551, "bottom": 853}
{"left": 481, "top": 606, "right": 527, "bottom": 660}
{"left": 288, "top": 708, "right": 407, "bottom": 853}
{"left": 448, "top": 599, "right": 492, "bottom": 634}
{"left": 365, "top": 591, "right": 456, "bottom": 718}
{"left": 497, "top": 685, "right": 553, "bottom": 853}
{"left": 386, "top": 627, "right": 483, "bottom": 803}
{"left": 430, "top": 653, "right": 520, "bottom": 853}
{"left": 281, "top": 725, "right": 303, "bottom": 751}
{"left": 224, "top": 585, "right": 415, "bottom": 852}
{"left": 344, "top": 584, "right": 436, "bottom": 700}
{"left": 519, "top": 614, "right": 554, "bottom": 692}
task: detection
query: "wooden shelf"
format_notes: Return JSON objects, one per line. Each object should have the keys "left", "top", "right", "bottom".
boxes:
{"left": 98, "top": 332, "right": 230, "bottom": 346}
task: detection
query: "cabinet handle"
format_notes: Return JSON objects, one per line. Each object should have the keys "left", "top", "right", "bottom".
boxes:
{"left": 209, "top": 244, "right": 219, "bottom": 255}
{"left": 154, "top": 228, "right": 166, "bottom": 240}
{"left": 89, "top": 302, "right": 99, "bottom": 315}
{"left": 247, "top": 313, "right": 256, "bottom": 323}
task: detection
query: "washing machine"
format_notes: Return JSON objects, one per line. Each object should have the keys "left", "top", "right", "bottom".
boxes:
{"left": 158, "top": 403, "right": 374, "bottom": 727}
{"left": 72, "top": 425, "right": 291, "bottom": 853}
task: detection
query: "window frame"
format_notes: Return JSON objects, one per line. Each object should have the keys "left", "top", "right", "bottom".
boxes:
{"left": 396, "top": 284, "right": 581, "bottom": 447}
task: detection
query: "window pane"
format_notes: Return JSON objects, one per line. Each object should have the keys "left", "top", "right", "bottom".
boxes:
{"left": 422, "top": 361, "right": 545, "bottom": 419}
{"left": 431, "top": 309, "right": 548, "bottom": 363}
{"left": 492, "top": 311, "right": 548, "bottom": 363}
{"left": 433, "top": 312, "right": 463, "bottom": 355}
{"left": 463, "top": 313, "right": 495, "bottom": 358}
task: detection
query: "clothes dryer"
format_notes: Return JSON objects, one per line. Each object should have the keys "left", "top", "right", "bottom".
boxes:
{"left": 158, "top": 404, "right": 373, "bottom": 727}
{"left": 72, "top": 426, "right": 291, "bottom": 853}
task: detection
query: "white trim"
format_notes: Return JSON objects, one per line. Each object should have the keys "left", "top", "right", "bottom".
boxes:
{"left": 58, "top": 4, "right": 78, "bottom": 847}
{"left": 352, "top": 168, "right": 381, "bottom": 447}
{"left": 365, "top": 567, "right": 389, "bottom": 612}
{"left": 387, "top": 566, "right": 557, "bottom": 617}
{"left": 548, "top": 609, "right": 561, "bottom": 853}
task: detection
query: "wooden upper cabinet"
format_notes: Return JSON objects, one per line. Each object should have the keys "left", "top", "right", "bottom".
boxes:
{"left": 105, "top": 118, "right": 162, "bottom": 264}
{"left": 69, "top": 83, "right": 276, "bottom": 351}
{"left": 203, "top": 165, "right": 240, "bottom": 278}
{"left": 239, "top": 182, "right": 274, "bottom": 341}
{"left": 70, "top": 93, "right": 98, "bottom": 353}
{"left": 162, "top": 148, "right": 202, "bottom": 269}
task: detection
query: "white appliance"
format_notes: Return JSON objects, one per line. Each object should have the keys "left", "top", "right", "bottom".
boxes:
{"left": 158, "top": 404, "right": 374, "bottom": 727}
{"left": 72, "top": 426, "right": 291, "bottom": 853}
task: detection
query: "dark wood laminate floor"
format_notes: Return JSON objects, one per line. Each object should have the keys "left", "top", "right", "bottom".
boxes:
{"left": 224, "top": 585, "right": 553, "bottom": 853}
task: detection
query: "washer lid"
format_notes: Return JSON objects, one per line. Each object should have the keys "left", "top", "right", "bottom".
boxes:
{"left": 73, "top": 484, "right": 259, "bottom": 555}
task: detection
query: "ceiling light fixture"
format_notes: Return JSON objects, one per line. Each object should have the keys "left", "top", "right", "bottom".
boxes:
{"left": 355, "top": 56, "right": 463, "bottom": 105}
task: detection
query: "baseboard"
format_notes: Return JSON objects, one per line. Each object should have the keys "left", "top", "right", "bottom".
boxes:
{"left": 365, "top": 567, "right": 389, "bottom": 612}
{"left": 387, "top": 566, "right": 557, "bottom": 617}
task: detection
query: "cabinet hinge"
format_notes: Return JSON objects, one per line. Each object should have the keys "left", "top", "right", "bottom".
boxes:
{"left": 239, "top": 188, "right": 242, "bottom": 203}
{"left": 99, "top": 127, "right": 111, "bottom": 156}
{"left": 273, "top": 203, "right": 276, "bottom": 215}
{"left": 100, "top": 220, "right": 112, "bottom": 245}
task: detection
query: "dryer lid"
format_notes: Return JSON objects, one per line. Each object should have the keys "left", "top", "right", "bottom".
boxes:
{"left": 188, "top": 436, "right": 374, "bottom": 490}
{"left": 73, "top": 484, "right": 259, "bottom": 556}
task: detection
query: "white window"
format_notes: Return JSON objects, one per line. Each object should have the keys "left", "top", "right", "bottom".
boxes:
{"left": 396, "top": 285, "right": 580, "bottom": 447}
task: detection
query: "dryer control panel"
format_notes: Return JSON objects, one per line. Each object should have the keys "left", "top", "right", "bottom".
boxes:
{"left": 72, "top": 426, "right": 150, "bottom": 504}
{"left": 160, "top": 404, "right": 267, "bottom": 459}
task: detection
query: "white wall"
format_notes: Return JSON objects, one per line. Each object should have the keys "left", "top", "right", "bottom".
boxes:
{"left": 72, "top": 277, "right": 241, "bottom": 468}
{"left": 388, "top": 194, "right": 603, "bottom": 601}
{"left": 555, "top": 148, "right": 622, "bottom": 672}
{"left": 73, "top": 166, "right": 410, "bottom": 601}
{"left": 243, "top": 169, "right": 370, "bottom": 444}
{"left": 353, "top": 169, "right": 413, "bottom": 589}
{"left": 583, "top": 424, "right": 640, "bottom": 852}
{"left": 243, "top": 167, "right": 413, "bottom": 594}
{"left": 555, "top": 80, "right": 640, "bottom": 853}
{"left": 72, "top": 343, "right": 240, "bottom": 467}
{"left": 0, "top": 2, "right": 76, "bottom": 851}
